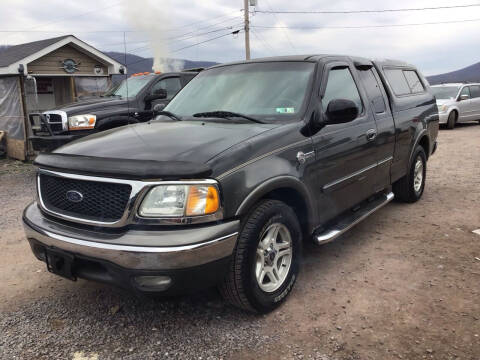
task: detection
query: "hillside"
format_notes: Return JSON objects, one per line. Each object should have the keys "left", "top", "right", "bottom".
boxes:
{"left": 427, "top": 62, "right": 480, "bottom": 85}
{"left": 105, "top": 51, "right": 218, "bottom": 74}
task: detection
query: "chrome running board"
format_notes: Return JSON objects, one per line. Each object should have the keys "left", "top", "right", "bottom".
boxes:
{"left": 314, "top": 192, "right": 394, "bottom": 245}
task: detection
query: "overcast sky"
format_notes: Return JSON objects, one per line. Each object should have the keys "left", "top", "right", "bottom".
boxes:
{"left": 1, "top": 0, "right": 479, "bottom": 75}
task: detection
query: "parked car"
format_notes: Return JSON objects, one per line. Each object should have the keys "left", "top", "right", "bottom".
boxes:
{"left": 28, "top": 71, "right": 199, "bottom": 151}
{"left": 431, "top": 83, "right": 480, "bottom": 129}
{"left": 23, "top": 55, "right": 438, "bottom": 313}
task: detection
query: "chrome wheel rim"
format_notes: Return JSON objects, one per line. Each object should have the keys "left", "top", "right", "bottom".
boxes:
{"left": 255, "top": 223, "right": 293, "bottom": 293}
{"left": 413, "top": 158, "right": 424, "bottom": 193}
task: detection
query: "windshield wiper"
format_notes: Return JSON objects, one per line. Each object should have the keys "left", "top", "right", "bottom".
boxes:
{"left": 193, "top": 111, "right": 264, "bottom": 124}
{"left": 156, "top": 111, "right": 182, "bottom": 121}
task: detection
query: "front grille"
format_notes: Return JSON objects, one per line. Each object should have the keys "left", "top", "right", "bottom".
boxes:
{"left": 39, "top": 174, "right": 132, "bottom": 222}
{"left": 47, "top": 114, "right": 62, "bottom": 123}
{"left": 49, "top": 123, "right": 63, "bottom": 132}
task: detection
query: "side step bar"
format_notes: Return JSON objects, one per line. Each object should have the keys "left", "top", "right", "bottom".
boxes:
{"left": 314, "top": 192, "right": 394, "bottom": 245}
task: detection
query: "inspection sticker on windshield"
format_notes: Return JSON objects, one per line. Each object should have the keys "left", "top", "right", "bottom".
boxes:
{"left": 276, "top": 107, "right": 295, "bottom": 114}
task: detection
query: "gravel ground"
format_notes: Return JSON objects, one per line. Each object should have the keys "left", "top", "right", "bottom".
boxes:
{"left": 0, "top": 124, "right": 479, "bottom": 360}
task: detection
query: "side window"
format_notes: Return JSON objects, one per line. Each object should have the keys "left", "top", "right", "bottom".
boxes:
{"left": 459, "top": 86, "right": 471, "bottom": 98}
{"left": 150, "top": 77, "right": 182, "bottom": 100}
{"left": 470, "top": 85, "right": 480, "bottom": 98}
{"left": 358, "top": 69, "right": 386, "bottom": 114}
{"left": 403, "top": 70, "right": 424, "bottom": 93}
{"left": 384, "top": 69, "right": 411, "bottom": 96}
{"left": 322, "top": 67, "right": 363, "bottom": 114}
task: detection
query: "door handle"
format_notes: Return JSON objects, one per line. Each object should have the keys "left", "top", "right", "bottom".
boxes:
{"left": 366, "top": 129, "right": 377, "bottom": 141}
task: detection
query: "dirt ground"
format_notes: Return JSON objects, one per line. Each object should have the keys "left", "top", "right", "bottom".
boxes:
{"left": 0, "top": 124, "right": 479, "bottom": 360}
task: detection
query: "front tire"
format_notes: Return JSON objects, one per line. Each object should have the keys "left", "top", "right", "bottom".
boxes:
{"left": 219, "top": 200, "right": 302, "bottom": 313}
{"left": 393, "top": 146, "right": 427, "bottom": 203}
{"left": 447, "top": 111, "right": 456, "bottom": 129}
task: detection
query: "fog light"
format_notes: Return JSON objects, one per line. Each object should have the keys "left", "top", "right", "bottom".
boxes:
{"left": 134, "top": 275, "right": 172, "bottom": 290}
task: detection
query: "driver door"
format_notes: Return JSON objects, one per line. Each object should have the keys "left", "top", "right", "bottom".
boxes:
{"left": 310, "top": 61, "right": 378, "bottom": 224}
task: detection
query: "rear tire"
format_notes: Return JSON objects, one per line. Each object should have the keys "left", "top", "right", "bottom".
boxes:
{"left": 446, "top": 111, "right": 456, "bottom": 129}
{"left": 219, "top": 200, "right": 302, "bottom": 313}
{"left": 393, "top": 146, "right": 427, "bottom": 203}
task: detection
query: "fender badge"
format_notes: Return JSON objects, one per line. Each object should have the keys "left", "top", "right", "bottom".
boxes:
{"left": 296, "top": 151, "right": 315, "bottom": 164}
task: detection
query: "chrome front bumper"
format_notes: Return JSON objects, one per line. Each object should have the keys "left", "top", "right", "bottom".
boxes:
{"left": 23, "top": 202, "right": 239, "bottom": 270}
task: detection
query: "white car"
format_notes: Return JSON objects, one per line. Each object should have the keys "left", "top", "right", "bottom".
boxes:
{"left": 431, "top": 83, "right": 480, "bottom": 129}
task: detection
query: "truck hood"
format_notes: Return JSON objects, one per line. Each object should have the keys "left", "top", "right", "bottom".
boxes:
{"left": 55, "top": 120, "right": 276, "bottom": 165}
{"left": 52, "top": 97, "right": 130, "bottom": 115}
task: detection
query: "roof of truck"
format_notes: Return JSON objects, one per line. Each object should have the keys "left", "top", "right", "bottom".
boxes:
{"left": 208, "top": 55, "right": 415, "bottom": 69}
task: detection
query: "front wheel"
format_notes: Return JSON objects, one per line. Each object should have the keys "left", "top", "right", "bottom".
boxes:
{"left": 219, "top": 200, "right": 302, "bottom": 313}
{"left": 446, "top": 111, "right": 456, "bottom": 129}
{"left": 393, "top": 146, "right": 427, "bottom": 203}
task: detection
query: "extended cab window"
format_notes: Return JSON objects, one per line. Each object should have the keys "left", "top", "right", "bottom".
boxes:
{"left": 384, "top": 69, "right": 411, "bottom": 96}
{"left": 385, "top": 68, "right": 425, "bottom": 96}
{"left": 403, "top": 70, "right": 424, "bottom": 93}
{"left": 151, "top": 77, "right": 182, "bottom": 100}
{"left": 322, "top": 67, "right": 363, "bottom": 114}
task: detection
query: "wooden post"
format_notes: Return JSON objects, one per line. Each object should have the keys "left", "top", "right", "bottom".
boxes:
{"left": 244, "top": 0, "right": 250, "bottom": 60}
{"left": 69, "top": 76, "right": 76, "bottom": 102}
{"left": 18, "top": 75, "right": 29, "bottom": 160}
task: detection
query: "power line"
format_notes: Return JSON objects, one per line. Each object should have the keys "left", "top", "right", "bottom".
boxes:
{"left": 261, "top": 0, "right": 296, "bottom": 51}
{"left": 125, "top": 23, "right": 243, "bottom": 54}
{"left": 101, "top": 22, "right": 243, "bottom": 49}
{"left": 0, "top": 11, "right": 243, "bottom": 35}
{"left": 172, "top": 29, "right": 242, "bottom": 53}
{"left": 250, "top": 28, "right": 275, "bottom": 56}
{"left": 251, "top": 17, "right": 480, "bottom": 30}
{"left": 253, "top": 3, "right": 480, "bottom": 14}
{"left": 125, "top": 29, "right": 242, "bottom": 67}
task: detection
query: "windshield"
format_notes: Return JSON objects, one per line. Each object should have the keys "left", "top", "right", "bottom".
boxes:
{"left": 104, "top": 76, "right": 151, "bottom": 98}
{"left": 431, "top": 86, "right": 460, "bottom": 100}
{"left": 165, "top": 62, "right": 315, "bottom": 121}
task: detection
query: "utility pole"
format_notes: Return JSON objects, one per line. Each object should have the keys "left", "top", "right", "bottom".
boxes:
{"left": 243, "top": 0, "right": 250, "bottom": 60}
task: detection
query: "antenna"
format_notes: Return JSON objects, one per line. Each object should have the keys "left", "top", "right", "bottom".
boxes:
{"left": 123, "top": 31, "right": 130, "bottom": 124}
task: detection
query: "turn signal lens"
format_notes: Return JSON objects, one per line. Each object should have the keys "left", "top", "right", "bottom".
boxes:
{"left": 186, "top": 185, "right": 219, "bottom": 216}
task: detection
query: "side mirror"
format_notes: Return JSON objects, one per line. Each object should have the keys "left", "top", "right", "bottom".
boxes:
{"left": 145, "top": 88, "right": 167, "bottom": 102}
{"left": 153, "top": 103, "right": 166, "bottom": 114}
{"left": 325, "top": 99, "right": 358, "bottom": 124}
{"left": 458, "top": 94, "right": 469, "bottom": 101}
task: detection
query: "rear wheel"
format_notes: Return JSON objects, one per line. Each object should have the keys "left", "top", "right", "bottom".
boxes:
{"left": 393, "top": 146, "right": 427, "bottom": 203}
{"left": 219, "top": 200, "right": 301, "bottom": 313}
{"left": 446, "top": 111, "right": 456, "bottom": 129}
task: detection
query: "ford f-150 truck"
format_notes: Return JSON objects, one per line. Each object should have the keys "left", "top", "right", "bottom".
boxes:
{"left": 23, "top": 55, "right": 439, "bottom": 313}
{"left": 28, "top": 71, "right": 198, "bottom": 152}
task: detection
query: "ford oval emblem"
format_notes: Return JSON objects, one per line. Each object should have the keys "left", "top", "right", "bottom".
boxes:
{"left": 66, "top": 190, "right": 84, "bottom": 203}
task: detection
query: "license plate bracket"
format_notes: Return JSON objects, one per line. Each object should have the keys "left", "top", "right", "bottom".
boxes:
{"left": 45, "top": 248, "right": 76, "bottom": 281}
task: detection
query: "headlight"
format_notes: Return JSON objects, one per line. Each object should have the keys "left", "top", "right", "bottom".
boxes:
{"left": 437, "top": 105, "right": 448, "bottom": 113}
{"left": 139, "top": 183, "right": 220, "bottom": 218}
{"left": 68, "top": 114, "right": 96, "bottom": 130}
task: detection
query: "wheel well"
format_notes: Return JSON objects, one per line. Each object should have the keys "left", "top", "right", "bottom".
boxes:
{"left": 418, "top": 135, "right": 430, "bottom": 159}
{"left": 261, "top": 187, "right": 310, "bottom": 238}
{"left": 450, "top": 109, "right": 458, "bottom": 119}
